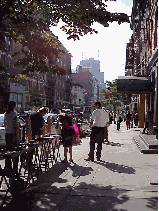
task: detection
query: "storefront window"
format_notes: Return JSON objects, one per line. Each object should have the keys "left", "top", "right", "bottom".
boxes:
{"left": 18, "top": 94, "right": 23, "bottom": 103}
{"left": 14, "top": 93, "right": 17, "bottom": 103}
{"left": 10, "top": 93, "right": 14, "bottom": 101}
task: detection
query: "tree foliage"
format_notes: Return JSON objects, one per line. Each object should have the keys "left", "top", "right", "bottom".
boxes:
{"left": 0, "top": 0, "right": 130, "bottom": 77}
{"left": 100, "top": 80, "right": 124, "bottom": 111}
{"left": 26, "top": 87, "right": 46, "bottom": 107}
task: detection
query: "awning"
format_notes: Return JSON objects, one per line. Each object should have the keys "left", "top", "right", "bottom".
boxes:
{"left": 117, "top": 76, "right": 154, "bottom": 94}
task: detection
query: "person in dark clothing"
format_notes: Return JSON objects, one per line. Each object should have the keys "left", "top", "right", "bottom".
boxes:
{"left": 4, "top": 101, "right": 19, "bottom": 172}
{"left": 30, "top": 107, "right": 49, "bottom": 139}
{"left": 4, "top": 101, "right": 18, "bottom": 150}
{"left": 116, "top": 110, "right": 121, "bottom": 131}
{"left": 114, "top": 113, "right": 116, "bottom": 124}
{"left": 126, "top": 111, "right": 131, "bottom": 130}
{"left": 134, "top": 111, "right": 139, "bottom": 127}
{"left": 109, "top": 112, "right": 113, "bottom": 124}
{"left": 130, "top": 111, "right": 135, "bottom": 128}
{"left": 57, "top": 114, "right": 75, "bottom": 163}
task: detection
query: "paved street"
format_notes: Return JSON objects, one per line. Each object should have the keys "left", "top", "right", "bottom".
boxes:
{"left": 1, "top": 122, "right": 158, "bottom": 210}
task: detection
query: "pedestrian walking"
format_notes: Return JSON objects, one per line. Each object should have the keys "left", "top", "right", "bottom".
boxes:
{"left": 57, "top": 114, "right": 75, "bottom": 163}
{"left": 134, "top": 111, "right": 139, "bottom": 127}
{"left": 114, "top": 112, "right": 116, "bottom": 124}
{"left": 4, "top": 101, "right": 19, "bottom": 171}
{"left": 4, "top": 101, "right": 20, "bottom": 150}
{"left": 109, "top": 111, "right": 113, "bottom": 124}
{"left": 130, "top": 111, "right": 135, "bottom": 128}
{"left": 142, "top": 111, "right": 151, "bottom": 134}
{"left": 121, "top": 110, "right": 125, "bottom": 122}
{"left": 85, "top": 102, "right": 109, "bottom": 162}
{"left": 30, "top": 107, "right": 49, "bottom": 139}
{"left": 73, "top": 120, "right": 81, "bottom": 144}
{"left": 102, "top": 107, "right": 109, "bottom": 142}
{"left": 126, "top": 111, "right": 131, "bottom": 130}
{"left": 116, "top": 110, "right": 121, "bottom": 131}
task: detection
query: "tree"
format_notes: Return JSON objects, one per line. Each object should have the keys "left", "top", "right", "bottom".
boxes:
{"left": 100, "top": 80, "right": 124, "bottom": 111}
{"left": 26, "top": 87, "right": 46, "bottom": 107}
{"left": 0, "top": 0, "right": 130, "bottom": 78}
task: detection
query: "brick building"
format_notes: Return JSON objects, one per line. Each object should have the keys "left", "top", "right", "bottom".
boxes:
{"left": 0, "top": 28, "right": 72, "bottom": 112}
{"left": 72, "top": 66, "right": 95, "bottom": 106}
{"left": 119, "top": 0, "right": 158, "bottom": 129}
{"left": 80, "top": 58, "right": 104, "bottom": 83}
{"left": 54, "top": 43, "right": 72, "bottom": 110}
{"left": 71, "top": 83, "right": 85, "bottom": 110}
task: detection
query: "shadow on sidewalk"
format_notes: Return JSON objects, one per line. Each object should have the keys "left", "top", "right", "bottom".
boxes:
{"left": 104, "top": 141, "right": 124, "bottom": 147}
{"left": 0, "top": 183, "right": 131, "bottom": 211}
{"left": 68, "top": 163, "right": 93, "bottom": 177}
{"left": 0, "top": 161, "right": 94, "bottom": 210}
{"left": 0, "top": 161, "right": 69, "bottom": 210}
{"left": 93, "top": 160, "right": 136, "bottom": 174}
{"left": 1, "top": 182, "right": 157, "bottom": 211}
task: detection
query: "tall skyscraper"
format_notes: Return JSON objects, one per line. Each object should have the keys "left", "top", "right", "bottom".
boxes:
{"left": 80, "top": 58, "right": 104, "bottom": 84}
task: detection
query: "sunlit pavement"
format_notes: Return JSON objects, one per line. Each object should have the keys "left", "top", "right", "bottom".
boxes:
{"left": 1, "top": 122, "right": 158, "bottom": 210}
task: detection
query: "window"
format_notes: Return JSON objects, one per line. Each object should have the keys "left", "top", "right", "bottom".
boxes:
{"left": 9, "top": 93, "right": 23, "bottom": 111}
{"left": 18, "top": 94, "right": 22, "bottom": 103}
{"left": 74, "top": 93, "right": 77, "bottom": 99}
{"left": 74, "top": 86, "right": 77, "bottom": 91}
{"left": 10, "top": 93, "right": 14, "bottom": 101}
{"left": 18, "top": 103, "right": 22, "bottom": 108}
{"left": 14, "top": 94, "right": 17, "bottom": 102}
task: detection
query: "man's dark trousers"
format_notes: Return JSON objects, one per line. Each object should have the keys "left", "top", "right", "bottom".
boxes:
{"left": 89, "top": 126, "right": 105, "bottom": 161}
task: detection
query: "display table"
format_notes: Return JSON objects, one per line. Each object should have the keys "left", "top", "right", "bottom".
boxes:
{"left": 0, "top": 135, "right": 61, "bottom": 206}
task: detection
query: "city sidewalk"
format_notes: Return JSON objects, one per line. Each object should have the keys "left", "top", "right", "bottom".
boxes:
{"left": 2, "top": 122, "right": 158, "bottom": 210}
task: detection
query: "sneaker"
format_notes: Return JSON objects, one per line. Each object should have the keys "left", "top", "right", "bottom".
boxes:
{"left": 69, "top": 159, "right": 74, "bottom": 163}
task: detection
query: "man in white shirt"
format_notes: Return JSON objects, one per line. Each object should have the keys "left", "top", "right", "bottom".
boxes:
{"left": 85, "top": 102, "right": 109, "bottom": 161}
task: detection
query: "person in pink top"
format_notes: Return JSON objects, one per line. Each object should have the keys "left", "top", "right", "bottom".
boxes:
{"left": 73, "top": 119, "right": 81, "bottom": 144}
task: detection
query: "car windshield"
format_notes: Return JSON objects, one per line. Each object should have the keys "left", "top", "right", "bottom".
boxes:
{"left": 0, "top": 116, "right": 4, "bottom": 127}
{"left": 43, "top": 114, "right": 48, "bottom": 121}
{"left": 44, "top": 114, "right": 57, "bottom": 122}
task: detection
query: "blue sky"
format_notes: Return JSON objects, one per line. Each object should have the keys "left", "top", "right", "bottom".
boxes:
{"left": 50, "top": 0, "right": 133, "bottom": 82}
{"left": 121, "top": 0, "right": 133, "bottom": 7}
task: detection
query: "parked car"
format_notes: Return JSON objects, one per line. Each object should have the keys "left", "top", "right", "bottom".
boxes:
{"left": 0, "top": 114, "right": 26, "bottom": 148}
{"left": 18, "top": 110, "right": 32, "bottom": 118}
{"left": 43, "top": 113, "right": 58, "bottom": 123}
{"left": 50, "top": 109, "right": 60, "bottom": 115}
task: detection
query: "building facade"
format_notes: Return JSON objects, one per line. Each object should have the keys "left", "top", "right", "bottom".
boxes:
{"left": 124, "top": 0, "right": 158, "bottom": 128}
{"left": 80, "top": 58, "right": 104, "bottom": 83}
{"left": 54, "top": 43, "right": 72, "bottom": 110}
{"left": 72, "top": 66, "right": 95, "bottom": 106}
{"left": 71, "top": 83, "right": 85, "bottom": 109}
{"left": 79, "top": 57, "right": 105, "bottom": 102}
{"left": 0, "top": 27, "right": 72, "bottom": 113}
{"left": 25, "top": 72, "right": 46, "bottom": 110}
